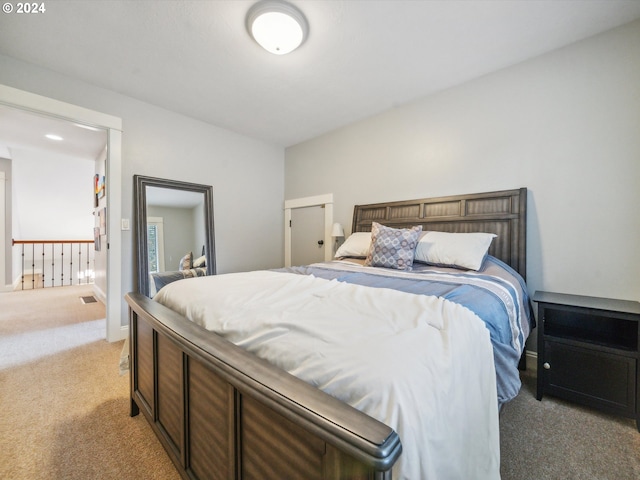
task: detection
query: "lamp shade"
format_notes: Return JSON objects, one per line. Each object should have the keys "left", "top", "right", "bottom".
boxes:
{"left": 246, "top": 0, "right": 309, "bottom": 55}
{"left": 331, "top": 223, "right": 345, "bottom": 238}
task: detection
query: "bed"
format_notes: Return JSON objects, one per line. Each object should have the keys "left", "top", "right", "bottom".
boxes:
{"left": 126, "top": 187, "right": 531, "bottom": 480}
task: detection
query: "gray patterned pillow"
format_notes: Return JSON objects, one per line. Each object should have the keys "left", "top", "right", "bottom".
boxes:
{"left": 364, "top": 222, "right": 422, "bottom": 271}
{"left": 179, "top": 252, "right": 193, "bottom": 271}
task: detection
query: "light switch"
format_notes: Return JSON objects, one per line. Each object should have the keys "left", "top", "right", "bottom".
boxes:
{"left": 121, "top": 219, "right": 130, "bottom": 231}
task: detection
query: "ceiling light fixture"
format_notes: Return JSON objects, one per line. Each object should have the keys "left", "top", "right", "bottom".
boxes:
{"left": 246, "top": 0, "right": 308, "bottom": 55}
{"left": 45, "top": 134, "right": 63, "bottom": 141}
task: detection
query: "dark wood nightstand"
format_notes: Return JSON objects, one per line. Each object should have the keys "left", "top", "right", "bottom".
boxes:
{"left": 534, "top": 291, "right": 640, "bottom": 431}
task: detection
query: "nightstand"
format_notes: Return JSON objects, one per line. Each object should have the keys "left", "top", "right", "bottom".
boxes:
{"left": 534, "top": 291, "right": 640, "bottom": 431}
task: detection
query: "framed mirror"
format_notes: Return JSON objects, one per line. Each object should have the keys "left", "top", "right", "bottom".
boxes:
{"left": 134, "top": 175, "right": 216, "bottom": 297}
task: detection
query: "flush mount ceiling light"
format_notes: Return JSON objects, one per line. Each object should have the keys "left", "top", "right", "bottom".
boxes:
{"left": 246, "top": 0, "right": 308, "bottom": 55}
{"left": 45, "top": 134, "right": 63, "bottom": 141}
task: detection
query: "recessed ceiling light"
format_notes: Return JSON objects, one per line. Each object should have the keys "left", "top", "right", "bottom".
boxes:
{"left": 74, "top": 123, "right": 101, "bottom": 132}
{"left": 246, "top": 0, "right": 308, "bottom": 55}
{"left": 45, "top": 134, "right": 63, "bottom": 141}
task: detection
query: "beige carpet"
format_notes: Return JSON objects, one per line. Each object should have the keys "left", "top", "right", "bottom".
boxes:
{"left": 0, "top": 285, "right": 180, "bottom": 480}
{"left": 2, "top": 285, "right": 638, "bottom": 479}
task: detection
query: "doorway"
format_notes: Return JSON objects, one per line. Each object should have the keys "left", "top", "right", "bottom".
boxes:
{"left": 0, "top": 84, "right": 124, "bottom": 342}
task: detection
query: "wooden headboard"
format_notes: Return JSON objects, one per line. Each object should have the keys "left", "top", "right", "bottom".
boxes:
{"left": 352, "top": 188, "right": 527, "bottom": 279}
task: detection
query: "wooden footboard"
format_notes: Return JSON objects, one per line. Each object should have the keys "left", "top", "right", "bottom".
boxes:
{"left": 125, "top": 292, "right": 402, "bottom": 480}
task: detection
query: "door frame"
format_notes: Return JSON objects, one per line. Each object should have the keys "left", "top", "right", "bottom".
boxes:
{"left": 284, "top": 193, "right": 333, "bottom": 268}
{"left": 0, "top": 171, "right": 5, "bottom": 290}
{"left": 0, "top": 84, "right": 124, "bottom": 342}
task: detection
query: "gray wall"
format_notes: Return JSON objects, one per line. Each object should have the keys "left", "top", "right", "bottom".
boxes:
{"left": 148, "top": 204, "right": 200, "bottom": 271}
{"left": 0, "top": 54, "right": 285, "bottom": 326}
{"left": 285, "top": 21, "right": 640, "bottom": 351}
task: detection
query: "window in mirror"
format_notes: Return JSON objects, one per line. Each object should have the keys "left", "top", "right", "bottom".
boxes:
{"left": 147, "top": 217, "right": 165, "bottom": 273}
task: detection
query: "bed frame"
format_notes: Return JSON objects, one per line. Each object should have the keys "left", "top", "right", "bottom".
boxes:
{"left": 126, "top": 187, "right": 527, "bottom": 480}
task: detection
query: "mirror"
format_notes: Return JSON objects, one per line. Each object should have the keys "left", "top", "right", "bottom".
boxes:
{"left": 134, "top": 175, "right": 216, "bottom": 297}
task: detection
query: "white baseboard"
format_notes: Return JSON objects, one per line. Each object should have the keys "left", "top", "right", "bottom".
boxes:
{"left": 92, "top": 284, "right": 106, "bottom": 305}
{"left": 117, "top": 325, "right": 129, "bottom": 341}
{"left": 525, "top": 350, "right": 538, "bottom": 372}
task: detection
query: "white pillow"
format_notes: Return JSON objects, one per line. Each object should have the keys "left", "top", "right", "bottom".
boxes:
{"left": 414, "top": 231, "right": 496, "bottom": 271}
{"left": 193, "top": 255, "right": 206, "bottom": 268}
{"left": 334, "top": 231, "right": 372, "bottom": 258}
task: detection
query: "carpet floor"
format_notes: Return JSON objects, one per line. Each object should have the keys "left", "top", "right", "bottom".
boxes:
{"left": 500, "top": 371, "right": 640, "bottom": 479}
{"left": 0, "top": 285, "right": 180, "bottom": 480}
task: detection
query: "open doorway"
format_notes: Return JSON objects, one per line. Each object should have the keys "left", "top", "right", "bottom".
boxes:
{"left": 0, "top": 85, "right": 124, "bottom": 342}
{"left": 0, "top": 104, "right": 107, "bottom": 291}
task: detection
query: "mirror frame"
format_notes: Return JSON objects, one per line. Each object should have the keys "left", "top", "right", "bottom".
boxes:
{"left": 134, "top": 175, "right": 216, "bottom": 297}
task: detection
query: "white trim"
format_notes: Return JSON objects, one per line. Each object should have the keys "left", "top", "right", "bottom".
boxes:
{"left": 323, "top": 202, "right": 334, "bottom": 261}
{"left": 0, "top": 171, "right": 5, "bottom": 292}
{"left": 0, "top": 85, "right": 121, "bottom": 130}
{"left": 284, "top": 208, "right": 292, "bottom": 267}
{"left": 526, "top": 350, "right": 538, "bottom": 373}
{"left": 106, "top": 128, "right": 124, "bottom": 341}
{"left": 284, "top": 193, "right": 333, "bottom": 210}
{"left": 93, "top": 282, "right": 107, "bottom": 305}
{"left": 0, "top": 84, "right": 124, "bottom": 342}
{"left": 147, "top": 217, "right": 165, "bottom": 273}
{"left": 284, "top": 194, "right": 334, "bottom": 267}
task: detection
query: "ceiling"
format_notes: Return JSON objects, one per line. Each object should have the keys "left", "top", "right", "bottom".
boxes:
{"left": 0, "top": 104, "right": 107, "bottom": 161}
{"left": 0, "top": 0, "right": 639, "bottom": 153}
{"left": 146, "top": 186, "right": 204, "bottom": 208}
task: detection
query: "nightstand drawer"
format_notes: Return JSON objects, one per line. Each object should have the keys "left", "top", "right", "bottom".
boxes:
{"left": 544, "top": 340, "right": 636, "bottom": 415}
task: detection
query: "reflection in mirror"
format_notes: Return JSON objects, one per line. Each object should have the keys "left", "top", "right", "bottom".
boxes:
{"left": 134, "top": 175, "right": 215, "bottom": 297}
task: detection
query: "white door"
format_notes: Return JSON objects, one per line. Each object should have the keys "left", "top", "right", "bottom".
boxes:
{"left": 284, "top": 194, "right": 334, "bottom": 268}
{"left": 291, "top": 205, "right": 325, "bottom": 266}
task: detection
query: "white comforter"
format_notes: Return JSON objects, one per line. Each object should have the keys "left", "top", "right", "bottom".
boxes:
{"left": 154, "top": 270, "right": 500, "bottom": 479}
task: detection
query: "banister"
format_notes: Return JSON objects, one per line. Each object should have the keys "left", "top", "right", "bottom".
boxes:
{"left": 11, "top": 239, "right": 96, "bottom": 290}
{"left": 12, "top": 239, "right": 93, "bottom": 245}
